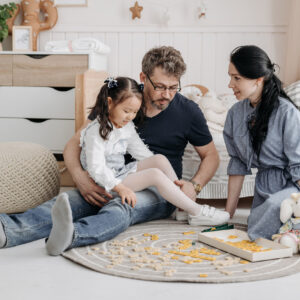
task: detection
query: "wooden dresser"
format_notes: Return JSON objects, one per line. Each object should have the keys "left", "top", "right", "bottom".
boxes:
{"left": 0, "top": 52, "right": 108, "bottom": 185}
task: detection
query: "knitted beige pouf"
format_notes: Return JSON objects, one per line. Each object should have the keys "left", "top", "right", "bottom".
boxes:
{"left": 0, "top": 142, "right": 60, "bottom": 214}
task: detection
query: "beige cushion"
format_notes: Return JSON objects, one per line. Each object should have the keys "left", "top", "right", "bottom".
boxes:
{"left": 0, "top": 142, "right": 60, "bottom": 213}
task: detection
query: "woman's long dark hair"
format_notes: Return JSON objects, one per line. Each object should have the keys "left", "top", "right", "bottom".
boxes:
{"left": 230, "top": 45, "right": 294, "bottom": 158}
{"left": 89, "top": 77, "right": 145, "bottom": 140}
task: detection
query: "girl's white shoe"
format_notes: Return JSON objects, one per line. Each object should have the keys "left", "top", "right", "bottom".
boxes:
{"left": 188, "top": 205, "right": 230, "bottom": 226}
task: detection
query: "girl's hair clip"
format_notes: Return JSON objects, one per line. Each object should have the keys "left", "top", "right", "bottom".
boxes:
{"left": 104, "top": 77, "right": 118, "bottom": 89}
{"left": 138, "top": 83, "right": 144, "bottom": 92}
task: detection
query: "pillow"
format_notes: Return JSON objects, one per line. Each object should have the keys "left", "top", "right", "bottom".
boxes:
{"left": 284, "top": 81, "right": 300, "bottom": 109}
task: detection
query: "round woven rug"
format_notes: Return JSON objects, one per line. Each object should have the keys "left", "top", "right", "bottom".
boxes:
{"left": 62, "top": 220, "right": 300, "bottom": 283}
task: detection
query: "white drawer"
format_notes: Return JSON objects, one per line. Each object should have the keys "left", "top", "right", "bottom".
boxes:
{"left": 0, "top": 118, "right": 75, "bottom": 153}
{"left": 0, "top": 87, "right": 75, "bottom": 119}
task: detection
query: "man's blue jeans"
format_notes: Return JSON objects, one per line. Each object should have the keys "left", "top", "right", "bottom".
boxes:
{"left": 0, "top": 188, "right": 175, "bottom": 248}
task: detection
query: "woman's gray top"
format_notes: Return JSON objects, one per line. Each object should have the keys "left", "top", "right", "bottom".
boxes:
{"left": 223, "top": 97, "right": 300, "bottom": 205}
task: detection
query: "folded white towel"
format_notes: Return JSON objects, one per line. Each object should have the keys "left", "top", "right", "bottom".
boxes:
{"left": 44, "top": 38, "right": 110, "bottom": 55}
{"left": 44, "top": 40, "right": 71, "bottom": 52}
{"left": 72, "top": 38, "right": 110, "bottom": 54}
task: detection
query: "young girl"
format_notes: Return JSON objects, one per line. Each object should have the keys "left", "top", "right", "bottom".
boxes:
{"left": 79, "top": 77, "right": 229, "bottom": 220}
{"left": 45, "top": 76, "right": 229, "bottom": 255}
{"left": 224, "top": 45, "right": 300, "bottom": 240}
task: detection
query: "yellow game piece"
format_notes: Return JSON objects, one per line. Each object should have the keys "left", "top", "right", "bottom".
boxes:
{"left": 199, "top": 247, "right": 221, "bottom": 256}
{"left": 178, "top": 239, "right": 192, "bottom": 250}
{"left": 178, "top": 239, "right": 192, "bottom": 244}
{"left": 183, "top": 231, "right": 196, "bottom": 235}
{"left": 168, "top": 250, "right": 215, "bottom": 261}
{"left": 199, "top": 274, "right": 208, "bottom": 277}
{"left": 239, "top": 260, "right": 250, "bottom": 264}
{"left": 182, "top": 260, "right": 193, "bottom": 264}
{"left": 151, "top": 235, "right": 159, "bottom": 240}
{"left": 224, "top": 238, "right": 272, "bottom": 253}
{"left": 228, "top": 235, "right": 238, "bottom": 239}
{"left": 214, "top": 237, "right": 224, "bottom": 242}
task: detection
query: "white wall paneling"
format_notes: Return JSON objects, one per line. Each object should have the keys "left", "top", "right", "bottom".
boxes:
{"left": 39, "top": 25, "right": 287, "bottom": 93}
{"left": 0, "top": 0, "right": 289, "bottom": 93}
{"left": 132, "top": 33, "right": 146, "bottom": 80}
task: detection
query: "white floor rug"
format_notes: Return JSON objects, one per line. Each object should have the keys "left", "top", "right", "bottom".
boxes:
{"left": 62, "top": 220, "right": 300, "bottom": 283}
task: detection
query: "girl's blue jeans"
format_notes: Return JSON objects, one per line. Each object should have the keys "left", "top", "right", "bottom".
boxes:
{"left": 0, "top": 188, "right": 175, "bottom": 248}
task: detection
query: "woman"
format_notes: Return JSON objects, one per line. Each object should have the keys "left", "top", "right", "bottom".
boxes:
{"left": 224, "top": 45, "right": 300, "bottom": 240}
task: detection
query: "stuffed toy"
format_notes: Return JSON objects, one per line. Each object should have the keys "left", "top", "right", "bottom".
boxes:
{"left": 280, "top": 192, "right": 300, "bottom": 224}
{"left": 199, "top": 91, "right": 227, "bottom": 127}
{"left": 7, "top": 0, "right": 58, "bottom": 51}
{"left": 273, "top": 231, "right": 300, "bottom": 254}
{"left": 273, "top": 192, "right": 300, "bottom": 254}
{"left": 180, "top": 86, "right": 227, "bottom": 127}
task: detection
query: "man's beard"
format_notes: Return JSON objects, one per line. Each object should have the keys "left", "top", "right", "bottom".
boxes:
{"left": 150, "top": 98, "right": 170, "bottom": 110}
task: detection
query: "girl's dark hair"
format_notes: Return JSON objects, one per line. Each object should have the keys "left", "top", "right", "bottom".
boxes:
{"left": 90, "top": 77, "right": 145, "bottom": 140}
{"left": 230, "top": 45, "right": 294, "bottom": 158}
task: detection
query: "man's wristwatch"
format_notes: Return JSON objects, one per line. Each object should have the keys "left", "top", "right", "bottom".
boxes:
{"left": 190, "top": 180, "right": 202, "bottom": 194}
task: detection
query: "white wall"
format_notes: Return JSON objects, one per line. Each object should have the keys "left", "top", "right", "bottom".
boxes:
{"left": 1, "top": 0, "right": 291, "bottom": 93}
{"left": 52, "top": 0, "right": 289, "bottom": 27}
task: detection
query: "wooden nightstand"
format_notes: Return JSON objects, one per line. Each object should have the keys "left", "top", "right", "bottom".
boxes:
{"left": 0, "top": 52, "right": 108, "bottom": 186}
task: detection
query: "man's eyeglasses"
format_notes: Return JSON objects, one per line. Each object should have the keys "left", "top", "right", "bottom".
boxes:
{"left": 147, "top": 75, "right": 181, "bottom": 92}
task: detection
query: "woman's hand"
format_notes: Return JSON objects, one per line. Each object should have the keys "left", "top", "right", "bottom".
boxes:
{"left": 73, "top": 169, "right": 112, "bottom": 207}
{"left": 113, "top": 183, "right": 137, "bottom": 207}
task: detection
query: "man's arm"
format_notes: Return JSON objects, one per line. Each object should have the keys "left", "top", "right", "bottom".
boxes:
{"left": 63, "top": 119, "right": 112, "bottom": 206}
{"left": 175, "top": 141, "right": 219, "bottom": 201}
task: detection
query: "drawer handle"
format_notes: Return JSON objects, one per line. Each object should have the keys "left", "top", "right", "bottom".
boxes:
{"left": 54, "top": 153, "right": 64, "bottom": 161}
{"left": 26, "top": 118, "right": 49, "bottom": 123}
{"left": 51, "top": 87, "right": 74, "bottom": 92}
{"left": 26, "top": 54, "right": 50, "bottom": 59}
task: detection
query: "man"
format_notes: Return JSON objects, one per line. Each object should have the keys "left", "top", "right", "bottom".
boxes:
{"left": 0, "top": 46, "right": 228, "bottom": 254}
{"left": 65, "top": 46, "right": 219, "bottom": 207}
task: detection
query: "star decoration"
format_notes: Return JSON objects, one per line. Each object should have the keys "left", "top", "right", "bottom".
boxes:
{"left": 130, "top": 1, "right": 143, "bottom": 20}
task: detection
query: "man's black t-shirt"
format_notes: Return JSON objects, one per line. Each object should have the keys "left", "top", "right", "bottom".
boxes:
{"left": 88, "top": 93, "right": 212, "bottom": 178}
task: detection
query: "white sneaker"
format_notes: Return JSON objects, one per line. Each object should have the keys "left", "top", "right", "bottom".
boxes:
{"left": 188, "top": 205, "right": 230, "bottom": 226}
{"left": 175, "top": 209, "right": 188, "bottom": 221}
